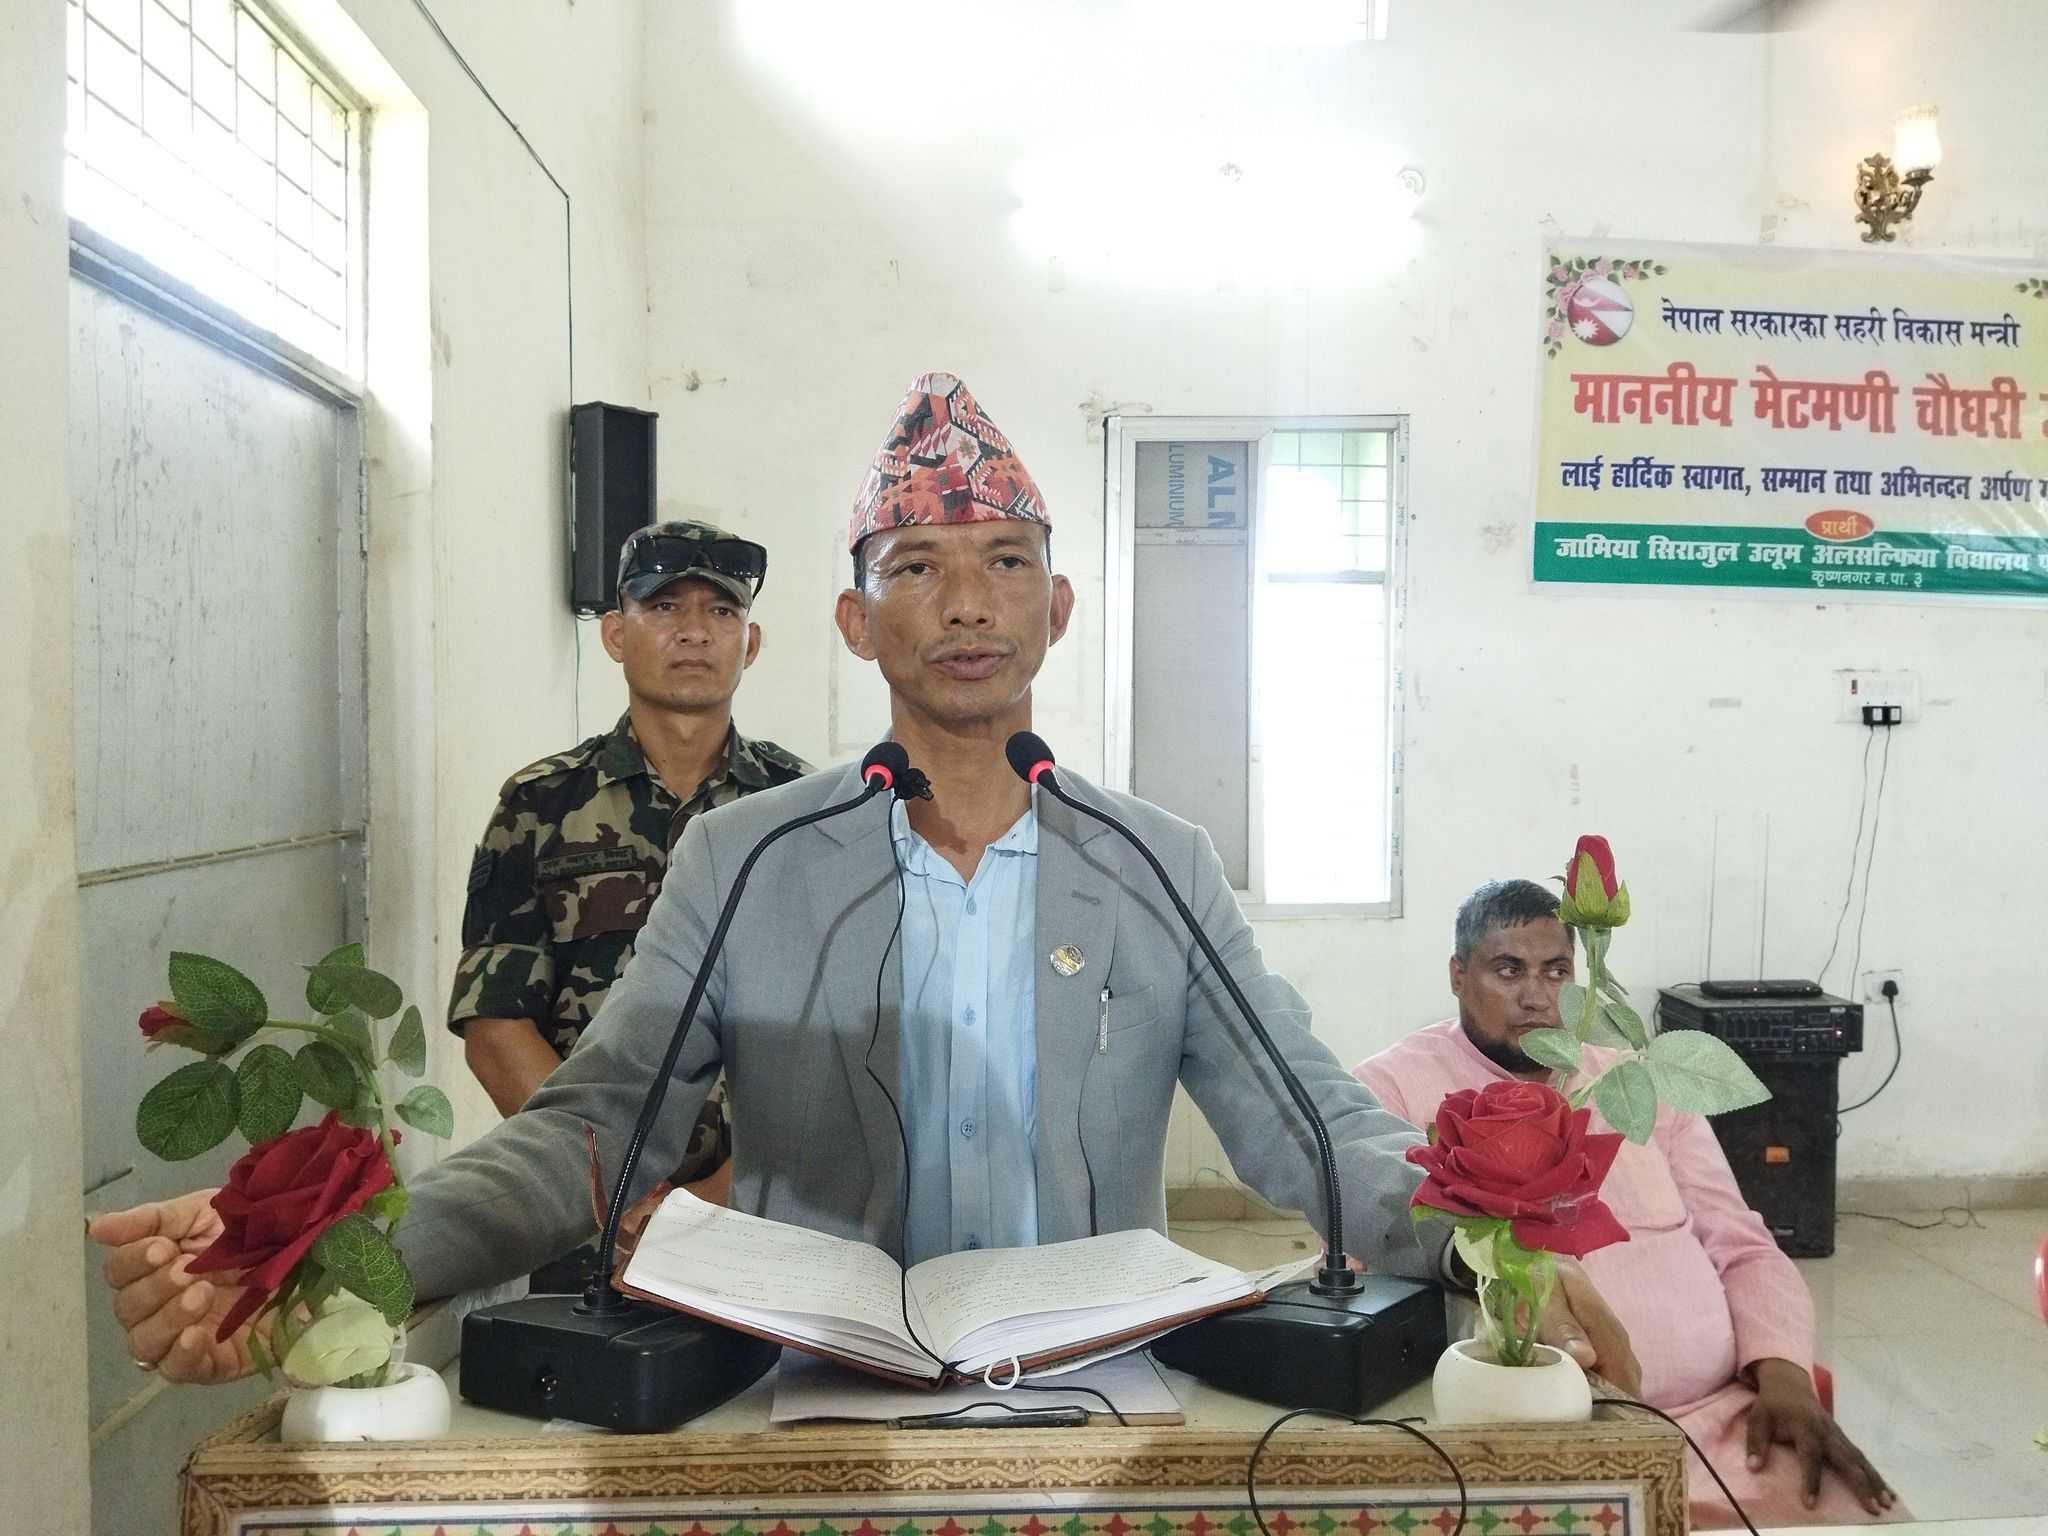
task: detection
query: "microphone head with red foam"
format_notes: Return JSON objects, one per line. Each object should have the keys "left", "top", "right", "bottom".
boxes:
{"left": 861, "top": 740, "right": 910, "bottom": 791}
{"left": 1004, "top": 731, "right": 1057, "bottom": 787}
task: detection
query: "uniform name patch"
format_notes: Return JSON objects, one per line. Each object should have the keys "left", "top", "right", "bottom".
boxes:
{"left": 537, "top": 847, "right": 641, "bottom": 881}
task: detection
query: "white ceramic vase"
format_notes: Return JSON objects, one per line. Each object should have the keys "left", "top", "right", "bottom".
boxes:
{"left": 1430, "top": 1337, "right": 1592, "bottom": 1424}
{"left": 279, "top": 1361, "right": 451, "bottom": 1443}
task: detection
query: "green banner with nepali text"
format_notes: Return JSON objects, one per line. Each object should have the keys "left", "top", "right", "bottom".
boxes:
{"left": 1534, "top": 240, "right": 2048, "bottom": 601}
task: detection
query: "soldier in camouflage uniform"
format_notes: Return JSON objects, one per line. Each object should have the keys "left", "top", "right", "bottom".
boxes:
{"left": 448, "top": 521, "right": 811, "bottom": 1231}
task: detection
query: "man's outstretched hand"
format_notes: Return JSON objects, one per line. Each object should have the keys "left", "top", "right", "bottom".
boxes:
{"left": 88, "top": 1190, "right": 261, "bottom": 1385}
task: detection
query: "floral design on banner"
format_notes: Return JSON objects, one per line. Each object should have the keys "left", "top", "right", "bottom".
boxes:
{"left": 1544, "top": 256, "right": 1668, "bottom": 358}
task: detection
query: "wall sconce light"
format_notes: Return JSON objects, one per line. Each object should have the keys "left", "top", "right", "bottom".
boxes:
{"left": 1854, "top": 105, "right": 1941, "bottom": 243}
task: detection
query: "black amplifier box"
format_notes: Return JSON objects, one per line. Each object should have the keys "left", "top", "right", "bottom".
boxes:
{"left": 1657, "top": 984, "right": 1863, "bottom": 1058}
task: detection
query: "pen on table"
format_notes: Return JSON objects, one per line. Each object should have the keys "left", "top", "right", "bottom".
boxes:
{"left": 891, "top": 1407, "right": 1091, "bottom": 1430}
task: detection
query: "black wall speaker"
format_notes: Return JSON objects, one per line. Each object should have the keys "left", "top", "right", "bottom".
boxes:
{"left": 569, "top": 402, "right": 658, "bottom": 614}
{"left": 1707, "top": 1056, "right": 1840, "bottom": 1258}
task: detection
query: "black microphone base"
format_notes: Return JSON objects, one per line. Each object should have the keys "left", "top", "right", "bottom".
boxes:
{"left": 460, "top": 1293, "right": 780, "bottom": 1432}
{"left": 1149, "top": 1275, "right": 1446, "bottom": 1415}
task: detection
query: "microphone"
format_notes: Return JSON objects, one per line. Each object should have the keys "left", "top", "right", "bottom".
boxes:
{"left": 1007, "top": 731, "right": 1444, "bottom": 1413}
{"left": 460, "top": 740, "right": 928, "bottom": 1432}
{"left": 1007, "top": 732, "right": 1355, "bottom": 1289}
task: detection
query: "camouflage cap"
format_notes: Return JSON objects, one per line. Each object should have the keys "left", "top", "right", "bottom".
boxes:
{"left": 847, "top": 372, "right": 1049, "bottom": 552}
{"left": 617, "top": 520, "right": 767, "bottom": 608}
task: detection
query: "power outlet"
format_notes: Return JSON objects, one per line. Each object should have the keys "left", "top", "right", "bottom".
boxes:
{"left": 1861, "top": 969, "right": 1903, "bottom": 1002}
{"left": 1838, "top": 670, "right": 1918, "bottom": 724}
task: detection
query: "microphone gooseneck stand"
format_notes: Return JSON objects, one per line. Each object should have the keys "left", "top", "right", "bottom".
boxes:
{"left": 1005, "top": 730, "right": 1445, "bottom": 1413}
{"left": 459, "top": 744, "right": 930, "bottom": 1431}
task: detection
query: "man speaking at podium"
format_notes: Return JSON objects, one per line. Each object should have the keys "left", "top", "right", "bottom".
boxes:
{"left": 93, "top": 372, "right": 1633, "bottom": 1393}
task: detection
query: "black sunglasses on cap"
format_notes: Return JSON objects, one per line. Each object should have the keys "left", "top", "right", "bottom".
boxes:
{"left": 621, "top": 534, "right": 768, "bottom": 596}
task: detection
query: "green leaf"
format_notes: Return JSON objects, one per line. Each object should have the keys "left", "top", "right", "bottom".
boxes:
{"left": 167, "top": 952, "right": 268, "bottom": 1041}
{"left": 305, "top": 959, "right": 403, "bottom": 1021}
{"left": 1647, "top": 1030, "right": 1773, "bottom": 1116}
{"left": 1451, "top": 1219, "right": 1511, "bottom": 1280}
{"left": 244, "top": 1327, "right": 277, "bottom": 1380}
{"left": 310, "top": 1214, "right": 415, "bottom": 1326}
{"left": 280, "top": 1291, "right": 395, "bottom": 1387}
{"left": 1560, "top": 982, "right": 1631, "bottom": 1049}
{"left": 1519, "top": 1027, "right": 1585, "bottom": 1073}
{"left": 234, "top": 1044, "right": 302, "bottom": 1143}
{"left": 363, "top": 1187, "right": 410, "bottom": 1229}
{"left": 297, "top": 1264, "right": 341, "bottom": 1317}
{"left": 1558, "top": 981, "right": 1589, "bottom": 1025}
{"left": 328, "top": 1007, "right": 376, "bottom": 1062}
{"left": 1596, "top": 970, "right": 1631, "bottom": 999}
{"left": 294, "top": 1040, "right": 358, "bottom": 1109}
{"left": 396, "top": 1085, "right": 454, "bottom": 1139}
{"left": 304, "top": 943, "right": 366, "bottom": 1014}
{"left": 389, "top": 1005, "right": 425, "bottom": 1077}
{"left": 337, "top": 1093, "right": 379, "bottom": 1130}
{"left": 136, "top": 1061, "right": 240, "bottom": 1161}
{"left": 1593, "top": 1060, "right": 1659, "bottom": 1144}
{"left": 1600, "top": 996, "right": 1650, "bottom": 1051}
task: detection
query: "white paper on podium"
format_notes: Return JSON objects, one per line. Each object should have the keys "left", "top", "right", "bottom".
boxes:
{"left": 769, "top": 1348, "right": 1184, "bottom": 1425}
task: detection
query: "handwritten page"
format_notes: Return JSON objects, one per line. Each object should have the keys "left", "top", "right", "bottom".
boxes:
{"left": 621, "top": 1197, "right": 1284, "bottom": 1385}
{"left": 907, "top": 1228, "right": 1255, "bottom": 1370}
{"left": 622, "top": 1192, "right": 937, "bottom": 1377}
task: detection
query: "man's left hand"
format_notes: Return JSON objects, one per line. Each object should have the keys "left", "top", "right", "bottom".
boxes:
{"left": 1747, "top": 1358, "right": 1896, "bottom": 1515}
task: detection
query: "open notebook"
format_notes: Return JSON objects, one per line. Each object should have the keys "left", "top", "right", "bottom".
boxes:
{"left": 616, "top": 1190, "right": 1307, "bottom": 1387}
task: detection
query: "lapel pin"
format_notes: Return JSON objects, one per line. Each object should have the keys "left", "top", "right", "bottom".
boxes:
{"left": 1049, "top": 943, "right": 1085, "bottom": 978}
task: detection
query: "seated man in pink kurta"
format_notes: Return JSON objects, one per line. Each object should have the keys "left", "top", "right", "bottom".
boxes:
{"left": 1354, "top": 880, "right": 1902, "bottom": 1529}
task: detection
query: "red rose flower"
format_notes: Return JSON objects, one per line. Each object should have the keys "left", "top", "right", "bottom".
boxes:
{"left": 138, "top": 1004, "right": 181, "bottom": 1040}
{"left": 1408, "top": 1080, "right": 1629, "bottom": 1259}
{"left": 1568, "top": 834, "right": 1619, "bottom": 900}
{"left": 188, "top": 1112, "right": 397, "bottom": 1339}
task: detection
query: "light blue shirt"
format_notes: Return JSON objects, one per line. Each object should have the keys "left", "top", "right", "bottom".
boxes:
{"left": 891, "top": 798, "right": 1040, "bottom": 1267}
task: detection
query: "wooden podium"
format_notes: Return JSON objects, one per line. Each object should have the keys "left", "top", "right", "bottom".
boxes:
{"left": 179, "top": 1358, "right": 1688, "bottom": 1536}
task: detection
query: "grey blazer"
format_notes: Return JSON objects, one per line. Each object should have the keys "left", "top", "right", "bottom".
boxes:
{"left": 403, "top": 761, "right": 1440, "bottom": 1299}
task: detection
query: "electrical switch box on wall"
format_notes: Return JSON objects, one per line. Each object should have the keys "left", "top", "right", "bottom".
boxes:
{"left": 1836, "top": 670, "right": 1918, "bottom": 724}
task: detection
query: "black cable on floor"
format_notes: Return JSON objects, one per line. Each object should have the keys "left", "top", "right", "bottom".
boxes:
{"left": 1840, "top": 1206, "right": 1984, "bottom": 1232}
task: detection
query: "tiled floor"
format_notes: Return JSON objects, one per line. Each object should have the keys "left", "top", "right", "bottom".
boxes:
{"left": 1169, "top": 1206, "right": 2048, "bottom": 1525}
{"left": 1801, "top": 1207, "right": 2048, "bottom": 1521}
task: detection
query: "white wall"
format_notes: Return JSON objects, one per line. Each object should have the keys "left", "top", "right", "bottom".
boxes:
{"left": 1, "top": 4, "right": 90, "bottom": 1530}
{"left": 6, "top": 1, "right": 647, "bottom": 1521}
{"left": 301, "top": 0, "right": 654, "bottom": 1152}
{"left": 639, "top": 0, "right": 2048, "bottom": 1185}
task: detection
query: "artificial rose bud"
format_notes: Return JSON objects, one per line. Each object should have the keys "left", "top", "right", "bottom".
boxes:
{"left": 137, "top": 1001, "right": 234, "bottom": 1055}
{"left": 1560, "top": 835, "right": 1630, "bottom": 929}
{"left": 1569, "top": 835, "right": 1619, "bottom": 901}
